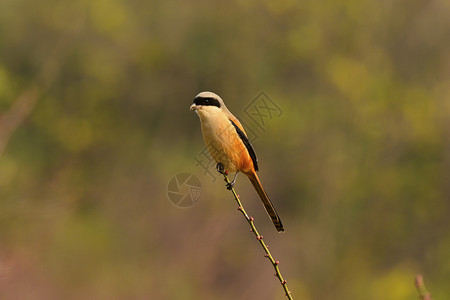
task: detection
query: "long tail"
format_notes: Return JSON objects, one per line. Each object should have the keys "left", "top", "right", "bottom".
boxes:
{"left": 247, "top": 171, "right": 284, "bottom": 232}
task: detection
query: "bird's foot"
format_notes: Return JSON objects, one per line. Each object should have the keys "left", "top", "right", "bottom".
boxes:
{"left": 226, "top": 172, "right": 239, "bottom": 190}
{"left": 226, "top": 182, "right": 234, "bottom": 190}
{"left": 216, "top": 163, "right": 226, "bottom": 175}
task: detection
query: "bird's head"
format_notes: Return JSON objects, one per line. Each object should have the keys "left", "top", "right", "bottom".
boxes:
{"left": 190, "top": 91, "right": 224, "bottom": 114}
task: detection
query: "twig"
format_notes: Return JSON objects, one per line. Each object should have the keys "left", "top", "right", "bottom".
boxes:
{"left": 217, "top": 166, "right": 293, "bottom": 299}
{"left": 0, "top": 43, "right": 62, "bottom": 157}
{"left": 415, "top": 275, "right": 432, "bottom": 300}
{"left": 0, "top": 13, "right": 86, "bottom": 158}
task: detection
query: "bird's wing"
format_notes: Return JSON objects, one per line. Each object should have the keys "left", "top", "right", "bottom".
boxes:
{"left": 229, "top": 119, "right": 259, "bottom": 171}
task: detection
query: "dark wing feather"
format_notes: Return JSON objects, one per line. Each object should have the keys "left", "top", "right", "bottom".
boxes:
{"left": 229, "top": 119, "right": 259, "bottom": 171}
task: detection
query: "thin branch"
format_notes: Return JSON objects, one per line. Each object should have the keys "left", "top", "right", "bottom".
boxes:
{"left": 415, "top": 275, "right": 432, "bottom": 300}
{"left": 0, "top": 15, "right": 86, "bottom": 158}
{"left": 217, "top": 167, "right": 293, "bottom": 299}
{"left": 0, "top": 43, "right": 63, "bottom": 157}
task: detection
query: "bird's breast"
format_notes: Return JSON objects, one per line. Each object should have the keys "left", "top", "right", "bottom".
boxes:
{"left": 198, "top": 111, "right": 252, "bottom": 173}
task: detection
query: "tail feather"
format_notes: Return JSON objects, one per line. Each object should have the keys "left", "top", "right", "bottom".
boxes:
{"left": 247, "top": 171, "right": 284, "bottom": 232}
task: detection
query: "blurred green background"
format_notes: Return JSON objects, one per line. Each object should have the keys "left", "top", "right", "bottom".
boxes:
{"left": 0, "top": 0, "right": 449, "bottom": 299}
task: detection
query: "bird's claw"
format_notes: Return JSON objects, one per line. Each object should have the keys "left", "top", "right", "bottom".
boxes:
{"left": 226, "top": 172, "right": 239, "bottom": 190}
{"left": 216, "top": 163, "right": 225, "bottom": 174}
{"left": 226, "top": 182, "right": 234, "bottom": 190}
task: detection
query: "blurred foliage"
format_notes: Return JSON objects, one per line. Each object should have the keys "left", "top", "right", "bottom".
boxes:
{"left": 0, "top": 0, "right": 449, "bottom": 299}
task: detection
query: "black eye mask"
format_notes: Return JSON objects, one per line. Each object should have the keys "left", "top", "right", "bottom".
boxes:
{"left": 193, "top": 96, "right": 221, "bottom": 108}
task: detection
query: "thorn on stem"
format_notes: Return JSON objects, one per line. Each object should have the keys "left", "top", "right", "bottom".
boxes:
{"left": 249, "top": 217, "right": 254, "bottom": 221}
{"left": 257, "top": 235, "right": 263, "bottom": 240}
{"left": 282, "top": 280, "right": 287, "bottom": 285}
{"left": 238, "top": 206, "right": 242, "bottom": 211}
{"left": 275, "top": 261, "right": 279, "bottom": 265}
{"left": 264, "top": 254, "right": 269, "bottom": 258}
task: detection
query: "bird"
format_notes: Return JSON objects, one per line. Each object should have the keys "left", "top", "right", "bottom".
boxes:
{"left": 190, "top": 91, "right": 284, "bottom": 232}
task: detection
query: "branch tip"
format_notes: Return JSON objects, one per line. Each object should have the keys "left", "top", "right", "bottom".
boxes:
{"left": 220, "top": 172, "right": 293, "bottom": 299}
{"left": 415, "top": 274, "right": 432, "bottom": 300}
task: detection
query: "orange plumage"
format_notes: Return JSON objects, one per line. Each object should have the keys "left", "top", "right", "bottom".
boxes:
{"left": 191, "top": 92, "right": 284, "bottom": 232}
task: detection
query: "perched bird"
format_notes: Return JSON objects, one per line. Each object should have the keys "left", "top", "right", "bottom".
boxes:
{"left": 190, "top": 91, "right": 284, "bottom": 232}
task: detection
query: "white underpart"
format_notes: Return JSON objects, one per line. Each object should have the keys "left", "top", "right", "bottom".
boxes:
{"left": 196, "top": 106, "right": 240, "bottom": 172}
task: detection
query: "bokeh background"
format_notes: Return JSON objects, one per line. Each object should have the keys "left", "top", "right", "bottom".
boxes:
{"left": 0, "top": 0, "right": 449, "bottom": 299}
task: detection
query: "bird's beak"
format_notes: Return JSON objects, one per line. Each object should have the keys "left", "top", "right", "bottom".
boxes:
{"left": 190, "top": 103, "right": 197, "bottom": 111}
